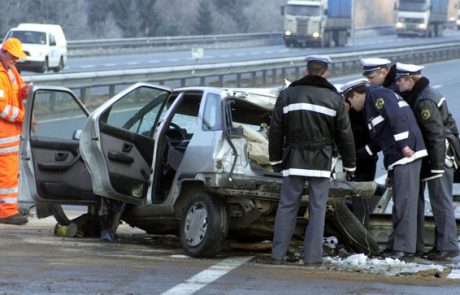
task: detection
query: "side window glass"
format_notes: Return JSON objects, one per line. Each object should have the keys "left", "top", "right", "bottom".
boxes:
{"left": 31, "top": 90, "right": 87, "bottom": 140}
{"left": 49, "top": 33, "right": 56, "bottom": 46}
{"left": 202, "top": 93, "right": 222, "bottom": 131}
{"left": 102, "top": 86, "right": 169, "bottom": 137}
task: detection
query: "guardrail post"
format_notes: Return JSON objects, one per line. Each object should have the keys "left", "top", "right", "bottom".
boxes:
{"left": 236, "top": 73, "right": 242, "bottom": 87}
{"left": 262, "top": 70, "right": 267, "bottom": 85}
{"left": 272, "top": 69, "right": 277, "bottom": 84}
{"left": 50, "top": 92, "right": 56, "bottom": 112}
{"left": 251, "top": 71, "right": 256, "bottom": 86}
{"left": 80, "top": 87, "right": 87, "bottom": 104}
{"left": 218, "top": 75, "right": 224, "bottom": 87}
{"left": 109, "top": 85, "right": 115, "bottom": 97}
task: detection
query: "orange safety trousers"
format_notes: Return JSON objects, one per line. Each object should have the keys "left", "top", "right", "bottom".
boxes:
{"left": 0, "top": 151, "right": 19, "bottom": 218}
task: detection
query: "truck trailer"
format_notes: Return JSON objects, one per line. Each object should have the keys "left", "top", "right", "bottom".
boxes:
{"left": 281, "top": 0, "right": 352, "bottom": 47}
{"left": 396, "top": 0, "right": 449, "bottom": 37}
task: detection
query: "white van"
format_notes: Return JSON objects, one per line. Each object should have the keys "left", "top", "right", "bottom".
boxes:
{"left": 3, "top": 23, "right": 67, "bottom": 73}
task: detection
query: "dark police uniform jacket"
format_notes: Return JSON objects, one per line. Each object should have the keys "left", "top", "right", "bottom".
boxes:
{"left": 405, "top": 77, "right": 459, "bottom": 180}
{"left": 269, "top": 75, "right": 356, "bottom": 178}
{"left": 364, "top": 86, "right": 427, "bottom": 170}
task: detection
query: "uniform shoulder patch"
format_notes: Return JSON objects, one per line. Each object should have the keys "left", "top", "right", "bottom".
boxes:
{"left": 421, "top": 109, "right": 431, "bottom": 120}
{"left": 375, "top": 98, "right": 384, "bottom": 110}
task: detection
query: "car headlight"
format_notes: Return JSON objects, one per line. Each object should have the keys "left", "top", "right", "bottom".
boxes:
{"left": 418, "top": 23, "right": 427, "bottom": 30}
{"left": 456, "top": 19, "right": 460, "bottom": 25}
{"left": 396, "top": 22, "right": 404, "bottom": 29}
{"left": 312, "top": 32, "right": 320, "bottom": 38}
{"left": 284, "top": 30, "right": 292, "bottom": 36}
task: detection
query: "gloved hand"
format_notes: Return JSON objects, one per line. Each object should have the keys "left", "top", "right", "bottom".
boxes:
{"left": 272, "top": 164, "right": 282, "bottom": 173}
{"left": 346, "top": 171, "right": 355, "bottom": 181}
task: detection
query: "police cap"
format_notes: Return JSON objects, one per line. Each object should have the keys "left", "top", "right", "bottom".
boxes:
{"left": 305, "top": 55, "right": 332, "bottom": 66}
{"left": 395, "top": 62, "right": 424, "bottom": 80}
{"left": 340, "top": 78, "right": 368, "bottom": 97}
{"left": 361, "top": 57, "right": 391, "bottom": 76}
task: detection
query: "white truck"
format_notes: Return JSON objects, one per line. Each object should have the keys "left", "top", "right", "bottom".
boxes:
{"left": 281, "top": 0, "right": 352, "bottom": 47}
{"left": 3, "top": 23, "right": 67, "bottom": 73}
{"left": 396, "top": 0, "right": 449, "bottom": 37}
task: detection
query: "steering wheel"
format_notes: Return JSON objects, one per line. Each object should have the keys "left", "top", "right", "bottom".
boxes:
{"left": 168, "top": 122, "right": 187, "bottom": 140}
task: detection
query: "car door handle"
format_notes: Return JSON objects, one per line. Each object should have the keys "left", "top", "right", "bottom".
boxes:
{"left": 55, "top": 152, "right": 69, "bottom": 162}
{"left": 122, "top": 143, "right": 133, "bottom": 153}
{"left": 108, "top": 151, "right": 134, "bottom": 164}
{"left": 38, "top": 154, "right": 81, "bottom": 171}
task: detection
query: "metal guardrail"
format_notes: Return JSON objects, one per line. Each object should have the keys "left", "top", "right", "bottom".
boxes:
{"left": 67, "top": 27, "right": 395, "bottom": 51}
{"left": 68, "top": 32, "right": 283, "bottom": 49}
{"left": 24, "top": 41, "right": 460, "bottom": 103}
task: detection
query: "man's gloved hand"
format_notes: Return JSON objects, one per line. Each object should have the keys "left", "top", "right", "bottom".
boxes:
{"left": 272, "top": 164, "right": 282, "bottom": 173}
{"left": 346, "top": 171, "right": 355, "bottom": 181}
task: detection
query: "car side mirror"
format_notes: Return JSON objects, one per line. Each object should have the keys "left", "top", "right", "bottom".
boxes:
{"left": 72, "top": 129, "right": 82, "bottom": 140}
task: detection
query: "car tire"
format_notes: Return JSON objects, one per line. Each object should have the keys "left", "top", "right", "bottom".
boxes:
{"left": 47, "top": 204, "right": 71, "bottom": 226}
{"left": 328, "top": 198, "right": 380, "bottom": 255}
{"left": 180, "top": 192, "right": 229, "bottom": 258}
{"left": 53, "top": 57, "right": 64, "bottom": 73}
{"left": 41, "top": 58, "right": 49, "bottom": 73}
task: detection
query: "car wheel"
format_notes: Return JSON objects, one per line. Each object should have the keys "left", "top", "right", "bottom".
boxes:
{"left": 53, "top": 57, "right": 64, "bottom": 73}
{"left": 47, "top": 204, "right": 71, "bottom": 226}
{"left": 41, "top": 58, "right": 49, "bottom": 73}
{"left": 328, "top": 198, "right": 379, "bottom": 255}
{"left": 180, "top": 192, "right": 229, "bottom": 257}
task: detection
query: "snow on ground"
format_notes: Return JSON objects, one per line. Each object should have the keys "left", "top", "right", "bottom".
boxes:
{"left": 323, "top": 254, "right": 446, "bottom": 276}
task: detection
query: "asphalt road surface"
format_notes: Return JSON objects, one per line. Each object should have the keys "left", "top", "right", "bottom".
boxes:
{"left": 2, "top": 214, "right": 460, "bottom": 294}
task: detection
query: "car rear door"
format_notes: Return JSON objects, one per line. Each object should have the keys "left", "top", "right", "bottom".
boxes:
{"left": 20, "top": 86, "right": 97, "bottom": 205}
{"left": 79, "top": 83, "right": 171, "bottom": 206}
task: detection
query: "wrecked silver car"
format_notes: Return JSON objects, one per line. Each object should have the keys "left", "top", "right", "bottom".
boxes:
{"left": 19, "top": 82, "right": 378, "bottom": 257}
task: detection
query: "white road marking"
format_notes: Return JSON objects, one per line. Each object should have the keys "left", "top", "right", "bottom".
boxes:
{"left": 168, "top": 58, "right": 180, "bottom": 62}
{"left": 433, "top": 84, "right": 442, "bottom": 89}
{"left": 127, "top": 61, "right": 140, "bottom": 65}
{"left": 148, "top": 60, "right": 160, "bottom": 63}
{"left": 161, "top": 256, "right": 253, "bottom": 295}
{"left": 103, "top": 63, "right": 117, "bottom": 67}
{"left": 80, "top": 65, "right": 95, "bottom": 68}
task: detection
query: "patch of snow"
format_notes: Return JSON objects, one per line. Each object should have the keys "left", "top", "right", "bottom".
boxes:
{"left": 324, "top": 254, "right": 445, "bottom": 276}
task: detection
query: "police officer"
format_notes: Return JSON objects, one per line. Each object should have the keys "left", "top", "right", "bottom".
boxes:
{"left": 361, "top": 57, "right": 397, "bottom": 90}
{"left": 342, "top": 78, "right": 427, "bottom": 259}
{"left": 341, "top": 79, "right": 379, "bottom": 227}
{"left": 269, "top": 55, "right": 356, "bottom": 265}
{"left": 395, "top": 63, "right": 460, "bottom": 260}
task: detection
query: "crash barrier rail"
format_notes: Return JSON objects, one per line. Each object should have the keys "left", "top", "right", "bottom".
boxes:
{"left": 67, "top": 26, "right": 394, "bottom": 52}
{"left": 24, "top": 41, "right": 460, "bottom": 107}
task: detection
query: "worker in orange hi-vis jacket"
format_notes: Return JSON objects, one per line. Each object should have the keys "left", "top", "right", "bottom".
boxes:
{"left": 0, "top": 38, "right": 32, "bottom": 225}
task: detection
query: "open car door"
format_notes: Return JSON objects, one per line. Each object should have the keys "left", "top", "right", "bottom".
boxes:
{"left": 79, "top": 83, "right": 171, "bottom": 206}
{"left": 20, "top": 86, "right": 97, "bottom": 205}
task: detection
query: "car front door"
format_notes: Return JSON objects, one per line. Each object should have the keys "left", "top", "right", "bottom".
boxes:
{"left": 20, "top": 86, "right": 96, "bottom": 205}
{"left": 80, "top": 83, "right": 171, "bottom": 205}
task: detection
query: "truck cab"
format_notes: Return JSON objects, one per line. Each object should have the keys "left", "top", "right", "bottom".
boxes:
{"left": 281, "top": 0, "right": 351, "bottom": 48}
{"left": 396, "top": 0, "right": 448, "bottom": 37}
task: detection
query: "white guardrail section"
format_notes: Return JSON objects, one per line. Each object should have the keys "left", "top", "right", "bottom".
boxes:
{"left": 24, "top": 41, "right": 460, "bottom": 103}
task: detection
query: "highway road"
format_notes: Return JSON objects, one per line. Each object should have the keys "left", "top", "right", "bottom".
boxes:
{"left": 21, "top": 29, "right": 460, "bottom": 74}
{"left": 11, "top": 40, "right": 460, "bottom": 293}
{"left": 2, "top": 214, "right": 460, "bottom": 294}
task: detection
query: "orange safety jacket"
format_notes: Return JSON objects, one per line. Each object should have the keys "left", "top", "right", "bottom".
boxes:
{"left": 0, "top": 63, "right": 27, "bottom": 218}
